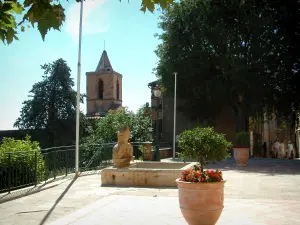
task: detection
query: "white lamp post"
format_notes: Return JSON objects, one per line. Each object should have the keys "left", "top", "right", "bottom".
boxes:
{"left": 173, "top": 72, "right": 177, "bottom": 159}
{"left": 75, "top": 0, "right": 84, "bottom": 177}
{"left": 153, "top": 85, "right": 162, "bottom": 161}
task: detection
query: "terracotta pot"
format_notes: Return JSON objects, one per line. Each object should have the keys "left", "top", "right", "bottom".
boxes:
{"left": 233, "top": 147, "right": 249, "bottom": 167}
{"left": 176, "top": 179, "right": 225, "bottom": 225}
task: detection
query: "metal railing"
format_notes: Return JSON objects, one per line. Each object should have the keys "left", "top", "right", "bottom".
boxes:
{"left": 0, "top": 142, "right": 148, "bottom": 193}
{"left": 0, "top": 151, "right": 39, "bottom": 193}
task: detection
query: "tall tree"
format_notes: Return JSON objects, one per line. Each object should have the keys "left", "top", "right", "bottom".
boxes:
{"left": 131, "top": 104, "right": 152, "bottom": 142}
{"left": 154, "top": 0, "right": 300, "bottom": 131}
{"left": 14, "top": 58, "right": 85, "bottom": 146}
{"left": 81, "top": 105, "right": 152, "bottom": 147}
{"left": 0, "top": 0, "right": 174, "bottom": 44}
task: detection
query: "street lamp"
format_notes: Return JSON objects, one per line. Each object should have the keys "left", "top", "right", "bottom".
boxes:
{"left": 153, "top": 85, "right": 161, "bottom": 161}
{"left": 75, "top": 0, "right": 84, "bottom": 177}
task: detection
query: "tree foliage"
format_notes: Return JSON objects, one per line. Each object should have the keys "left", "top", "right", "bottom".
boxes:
{"left": 14, "top": 58, "right": 86, "bottom": 146}
{"left": 81, "top": 105, "right": 152, "bottom": 147}
{"left": 0, "top": 0, "right": 174, "bottom": 44}
{"left": 155, "top": 0, "right": 300, "bottom": 126}
{"left": 178, "top": 127, "right": 232, "bottom": 171}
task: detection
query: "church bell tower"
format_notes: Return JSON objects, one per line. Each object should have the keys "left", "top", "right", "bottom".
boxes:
{"left": 86, "top": 50, "right": 123, "bottom": 118}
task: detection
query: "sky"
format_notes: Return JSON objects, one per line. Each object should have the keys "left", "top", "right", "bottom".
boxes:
{"left": 0, "top": 0, "right": 162, "bottom": 130}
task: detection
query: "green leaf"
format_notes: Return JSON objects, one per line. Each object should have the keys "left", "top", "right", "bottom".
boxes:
{"left": 6, "top": 27, "right": 15, "bottom": 44}
{"left": 141, "top": 0, "right": 155, "bottom": 13}
{"left": 22, "top": 3, "right": 65, "bottom": 40}
{"left": 1, "top": 15, "right": 13, "bottom": 27}
{"left": 2, "top": 3, "right": 13, "bottom": 12}
{"left": 10, "top": 2, "right": 24, "bottom": 14}
{"left": 0, "top": 29, "right": 5, "bottom": 43}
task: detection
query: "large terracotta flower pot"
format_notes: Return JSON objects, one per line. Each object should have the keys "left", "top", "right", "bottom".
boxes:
{"left": 176, "top": 179, "right": 225, "bottom": 225}
{"left": 233, "top": 147, "right": 249, "bottom": 167}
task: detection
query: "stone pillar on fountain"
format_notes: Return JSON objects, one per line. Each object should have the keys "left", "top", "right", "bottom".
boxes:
{"left": 143, "top": 142, "right": 153, "bottom": 161}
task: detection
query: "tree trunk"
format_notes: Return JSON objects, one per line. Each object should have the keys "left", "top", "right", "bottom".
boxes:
{"left": 199, "top": 160, "right": 204, "bottom": 172}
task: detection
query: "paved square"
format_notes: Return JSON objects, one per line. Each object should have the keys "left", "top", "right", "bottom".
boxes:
{"left": 47, "top": 195, "right": 300, "bottom": 225}
{"left": 0, "top": 158, "right": 300, "bottom": 225}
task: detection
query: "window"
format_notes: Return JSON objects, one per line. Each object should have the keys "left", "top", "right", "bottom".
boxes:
{"left": 98, "top": 79, "right": 104, "bottom": 99}
{"left": 116, "top": 80, "right": 120, "bottom": 100}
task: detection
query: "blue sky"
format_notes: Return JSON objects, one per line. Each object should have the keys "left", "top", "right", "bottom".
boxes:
{"left": 0, "top": 0, "right": 162, "bottom": 130}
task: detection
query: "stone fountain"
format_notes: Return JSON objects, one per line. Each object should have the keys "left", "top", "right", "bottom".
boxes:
{"left": 101, "top": 126, "right": 197, "bottom": 187}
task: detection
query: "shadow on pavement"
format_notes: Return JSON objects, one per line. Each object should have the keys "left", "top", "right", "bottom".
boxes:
{"left": 0, "top": 174, "right": 74, "bottom": 204}
{"left": 39, "top": 176, "right": 78, "bottom": 225}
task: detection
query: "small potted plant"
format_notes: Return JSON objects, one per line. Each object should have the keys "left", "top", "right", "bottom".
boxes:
{"left": 233, "top": 131, "right": 250, "bottom": 167}
{"left": 176, "top": 127, "right": 232, "bottom": 225}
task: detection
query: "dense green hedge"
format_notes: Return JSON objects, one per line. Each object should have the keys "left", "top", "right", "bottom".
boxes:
{"left": 0, "top": 136, "right": 45, "bottom": 191}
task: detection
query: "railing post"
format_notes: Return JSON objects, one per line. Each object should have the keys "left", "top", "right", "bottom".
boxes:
{"left": 100, "top": 146, "right": 104, "bottom": 168}
{"left": 8, "top": 153, "right": 11, "bottom": 193}
{"left": 53, "top": 150, "right": 56, "bottom": 179}
{"left": 35, "top": 151, "right": 38, "bottom": 186}
{"left": 44, "top": 153, "right": 47, "bottom": 183}
{"left": 65, "top": 149, "right": 68, "bottom": 176}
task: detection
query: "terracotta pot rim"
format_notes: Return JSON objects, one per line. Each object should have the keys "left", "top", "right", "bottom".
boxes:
{"left": 176, "top": 178, "right": 226, "bottom": 184}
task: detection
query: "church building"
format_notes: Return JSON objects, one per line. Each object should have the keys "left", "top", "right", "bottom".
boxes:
{"left": 86, "top": 50, "right": 123, "bottom": 118}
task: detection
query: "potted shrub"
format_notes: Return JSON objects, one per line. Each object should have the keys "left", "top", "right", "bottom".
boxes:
{"left": 176, "top": 127, "right": 232, "bottom": 225}
{"left": 233, "top": 131, "right": 250, "bottom": 167}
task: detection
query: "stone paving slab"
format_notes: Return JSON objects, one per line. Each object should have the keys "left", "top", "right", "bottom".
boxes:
{"left": 47, "top": 195, "right": 300, "bottom": 225}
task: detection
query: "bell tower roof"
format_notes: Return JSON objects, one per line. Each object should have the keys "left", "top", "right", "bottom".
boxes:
{"left": 95, "top": 50, "right": 113, "bottom": 73}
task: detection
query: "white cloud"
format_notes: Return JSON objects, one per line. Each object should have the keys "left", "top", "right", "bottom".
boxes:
{"left": 66, "top": 0, "right": 109, "bottom": 41}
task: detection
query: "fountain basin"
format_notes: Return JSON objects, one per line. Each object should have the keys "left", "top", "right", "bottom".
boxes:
{"left": 101, "top": 161, "right": 198, "bottom": 187}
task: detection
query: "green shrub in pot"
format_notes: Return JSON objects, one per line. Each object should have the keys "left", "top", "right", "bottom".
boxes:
{"left": 235, "top": 132, "right": 250, "bottom": 148}
{"left": 177, "top": 127, "right": 232, "bottom": 172}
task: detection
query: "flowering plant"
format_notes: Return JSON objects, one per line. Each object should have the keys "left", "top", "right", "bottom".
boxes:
{"left": 179, "top": 165, "right": 223, "bottom": 183}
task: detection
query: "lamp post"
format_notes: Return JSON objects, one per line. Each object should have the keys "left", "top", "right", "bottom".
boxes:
{"left": 173, "top": 72, "right": 177, "bottom": 159}
{"left": 153, "top": 85, "right": 161, "bottom": 161}
{"left": 75, "top": 0, "right": 84, "bottom": 177}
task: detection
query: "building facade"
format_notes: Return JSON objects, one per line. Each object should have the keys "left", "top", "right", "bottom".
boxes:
{"left": 147, "top": 80, "right": 237, "bottom": 149}
{"left": 148, "top": 80, "right": 299, "bottom": 158}
{"left": 86, "top": 50, "right": 123, "bottom": 118}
